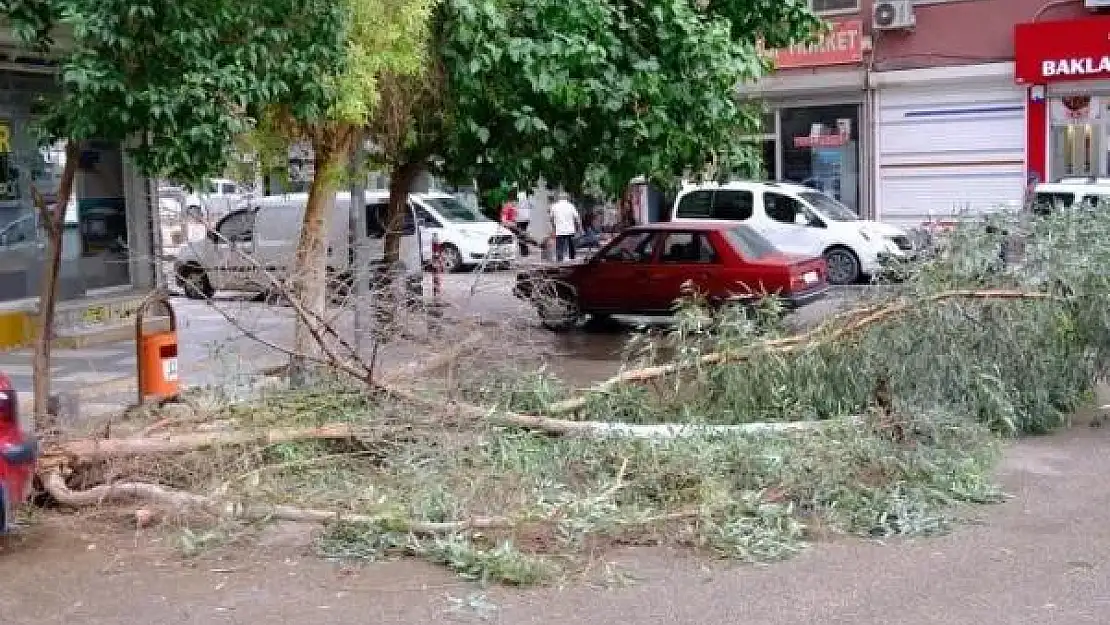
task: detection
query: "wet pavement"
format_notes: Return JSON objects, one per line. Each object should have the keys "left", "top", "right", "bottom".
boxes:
{"left": 0, "top": 270, "right": 869, "bottom": 416}
{"left": 3, "top": 414, "right": 1108, "bottom": 625}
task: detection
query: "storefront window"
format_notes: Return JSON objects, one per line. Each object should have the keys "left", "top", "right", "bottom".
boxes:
{"left": 76, "top": 142, "right": 130, "bottom": 291}
{"left": 1048, "top": 95, "right": 1110, "bottom": 181}
{"left": 779, "top": 104, "right": 861, "bottom": 214}
{"left": 0, "top": 72, "right": 134, "bottom": 304}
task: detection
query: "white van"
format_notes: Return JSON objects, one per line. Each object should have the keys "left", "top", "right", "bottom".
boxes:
{"left": 670, "top": 181, "right": 911, "bottom": 285}
{"left": 1033, "top": 179, "right": 1110, "bottom": 214}
{"left": 173, "top": 190, "right": 515, "bottom": 299}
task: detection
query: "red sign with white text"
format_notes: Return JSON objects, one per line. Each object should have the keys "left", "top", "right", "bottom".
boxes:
{"left": 1015, "top": 16, "right": 1110, "bottom": 84}
{"left": 766, "top": 20, "right": 864, "bottom": 70}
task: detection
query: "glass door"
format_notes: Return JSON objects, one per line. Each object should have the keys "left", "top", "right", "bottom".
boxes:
{"left": 1049, "top": 95, "right": 1106, "bottom": 181}
{"left": 1050, "top": 123, "right": 1099, "bottom": 180}
{"left": 779, "top": 104, "right": 861, "bottom": 214}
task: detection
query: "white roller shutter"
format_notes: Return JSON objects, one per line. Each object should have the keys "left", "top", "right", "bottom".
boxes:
{"left": 876, "top": 78, "right": 1025, "bottom": 227}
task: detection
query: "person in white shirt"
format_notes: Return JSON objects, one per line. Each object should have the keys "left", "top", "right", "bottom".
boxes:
{"left": 515, "top": 190, "right": 532, "bottom": 256}
{"left": 549, "top": 191, "right": 581, "bottom": 262}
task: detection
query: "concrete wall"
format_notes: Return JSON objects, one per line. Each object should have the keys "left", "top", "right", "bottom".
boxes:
{"left": 873, "top": 0, "right": 1090, "bottom": 72}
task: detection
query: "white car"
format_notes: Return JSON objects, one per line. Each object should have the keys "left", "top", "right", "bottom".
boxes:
{"left": 670, "top": 181, "right": 912, "bottom": 285}
{"left": 183, "top": 177, "right": 254, "bottom": 225}
{"left": 173, "top": 190, "right": 515, "bottom": 299}
{"left": 406, "top": 193, "right": 517, "bottom": 272}
{"left": 1033, "top": 178, "right": 1110, "bottom": 214}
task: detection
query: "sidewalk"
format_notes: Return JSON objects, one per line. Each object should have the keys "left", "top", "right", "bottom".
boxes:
{"left": 0, "top": 295, "right": 294, "bottom": 421}
{"left": 0, "top": 272, "right": 527, "bottom": 422}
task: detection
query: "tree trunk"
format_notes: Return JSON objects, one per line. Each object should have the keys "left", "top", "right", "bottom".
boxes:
{"left": 32, "top": 141, "right": 80, "bottom": 428}
{"left": 290, "top": 136, "right": 347, "bottom": 382}
{"left": 383, "top": 161, "right": 421, "bottom": 266}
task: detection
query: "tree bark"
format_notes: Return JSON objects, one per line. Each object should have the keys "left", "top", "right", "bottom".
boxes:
{"left": 383, "top": 160, "right": 421, "bottom": 266}
{"left": 290, "top": 134, "right": 348, "bottom": 382}
{"left": 32, "top": 141, "right": 80, "bottom": 428}
{"left": 544, "top": 288, "right": 1057, "bottom": 415}
{"left": 45, "top": 423, "right": 359, "bottom": 463}
{"left": 41, "top": 469, "right": 512, "bottom": 533}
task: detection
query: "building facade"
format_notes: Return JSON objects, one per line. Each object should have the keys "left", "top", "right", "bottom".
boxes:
{"left": 752, "top": 0, "right": 1109, "bottom": 226}
{"left": 867, "top": 0, "right": 1049, "bottom": 226}
{"left": 0, "top": 33, "right": 159, "bottom": 350}
{"left": 753, "top": 1, "right": 871, "bottom": 217}
{"left": 1014, "top": 10, "right": 1110, "bottom": 185}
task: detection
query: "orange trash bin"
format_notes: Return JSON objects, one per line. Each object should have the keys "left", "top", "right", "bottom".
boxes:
{"left": 135, "top": 294, "right": 180, "bottom": 403}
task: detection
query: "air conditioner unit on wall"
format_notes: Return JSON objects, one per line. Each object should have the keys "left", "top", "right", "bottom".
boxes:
{"left": 873, "top": 0, "right": 916, "bottom": 31}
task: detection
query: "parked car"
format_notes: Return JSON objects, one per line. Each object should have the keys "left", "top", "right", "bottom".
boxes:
{"left": 513, "top": 222, "right": 827, "bottom": 330}
{"left": 1032, "top": 178, "right": 1110, "bottom": 215}
{"left": 0, "top": 371, "right": 37, "bottom": 535}
{"left": 182, "top": 178, "right": 254, "bottom": 227}
{"left": 670, "top": 181, "right": 912, "bottom": 285}
{"left": 404, "top": 193, "right": 517, "bottom": 272}
{"left": 173, "top": 190, "right": 516, "bottom": 300}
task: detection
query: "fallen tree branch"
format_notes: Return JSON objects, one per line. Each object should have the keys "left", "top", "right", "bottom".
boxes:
{"left": 46, "top": 424, "right": 359, "bottom": 463}
{"left": 42, "top": 471, "right": 701, "bottom": 535}
{"left": 546, "top": 289, "right": 1056, "bottom": 416}
{"left": 42, "top": 470, "right": 511, "bottom": 534}
{"left": 486, "top": 412, "right": 863, "bottom": 438}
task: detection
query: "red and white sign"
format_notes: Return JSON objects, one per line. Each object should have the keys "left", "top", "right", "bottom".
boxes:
{"left": 765, "top": 20, "right": 864, "bottom": 70}
{"left": 1015, "top": 17, "right": 1110, "bottom": 84}
{"left": 793, "top": 134, "right": 847, "bottom": 148}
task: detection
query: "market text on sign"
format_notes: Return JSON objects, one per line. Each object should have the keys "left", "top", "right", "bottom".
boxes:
{"left": 779, "top": 29, "right": 859, "bottom": 57}
{"left": 1042, "top": 56, "right": 1110, "bottom": 78}
{"left": 764, "top": 20, "right": 863, "bottom": 69}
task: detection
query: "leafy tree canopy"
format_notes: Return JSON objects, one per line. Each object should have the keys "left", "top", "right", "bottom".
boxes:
{"left": 435, "top": 0, "right": 822, "bottom": 196}
{"left": 1, "top": 0, "right": 349, "bottom": 182}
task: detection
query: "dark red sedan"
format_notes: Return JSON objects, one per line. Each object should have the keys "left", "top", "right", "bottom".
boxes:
{"left": 514, "top": 222, "right": 828, "bottom": 330}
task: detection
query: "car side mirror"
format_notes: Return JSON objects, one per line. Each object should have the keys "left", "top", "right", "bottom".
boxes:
{"left": 207, "top": 230, "right": 220, "bottom": 243}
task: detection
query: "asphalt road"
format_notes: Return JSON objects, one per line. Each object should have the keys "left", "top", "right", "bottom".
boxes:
{"left": 3, "top": 414, "right": 1107, "bottom": 625}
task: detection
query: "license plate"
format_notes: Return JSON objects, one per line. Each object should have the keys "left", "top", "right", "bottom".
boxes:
{"left": 803, "top": 271, "right": 818, "bottom": 284}
{"left": 490, "top": 246, "right": 513, "bottom": 259}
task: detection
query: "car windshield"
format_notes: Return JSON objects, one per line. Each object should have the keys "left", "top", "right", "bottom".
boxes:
{"left": 799, "top": 191, "right": 857, "bottom": 222}
{"left": 722, "top": 226, "right": 776, "bottom": 260}
{"left": 422, "top": 196, "right": 486, "bottom": 223}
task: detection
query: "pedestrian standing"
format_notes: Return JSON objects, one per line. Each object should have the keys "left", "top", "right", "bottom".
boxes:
{"left": 515, "top": 190, "right": 532, "bottom": 256}
{"left": 550, "top": 191, "right": 581, "bottom": 262}
{"left": 499, "top": 194, "right": 518, "bottom": 231}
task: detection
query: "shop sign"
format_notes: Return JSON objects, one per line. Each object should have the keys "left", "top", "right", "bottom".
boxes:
{"left": 1015, "top": 17, "right": 1110, "bottom": 83}
{"left": 793, "top": 119, "right": 853, "bottom": 149}
{"left": 764, "top": 20, "right": 864, "bottom": 70}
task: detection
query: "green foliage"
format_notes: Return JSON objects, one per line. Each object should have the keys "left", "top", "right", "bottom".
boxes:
{"left": 317, "top": 522, "right": 558, "bottom": 585}
{"left": 567, "top": 210, "right": 1110, "bottom": 435}
{"left": 436, "top": 0, "right": 822, "bottom": 195}
{"left": 2, "top": 0, "right": 349, "bottom": 182}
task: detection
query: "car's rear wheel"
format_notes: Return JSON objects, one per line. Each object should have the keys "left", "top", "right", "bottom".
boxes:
{"left": 536, "top": 295, "right": 582, "bottom": 331}
{"left": 440, "top": 244, "right": 464, "bottom": 273}
{"left": 824, "top": 247, "right": 861, "bottom": 285}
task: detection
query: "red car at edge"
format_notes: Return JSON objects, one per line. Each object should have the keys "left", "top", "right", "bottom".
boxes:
{"left": 514, "top": 222, "right": 828, "bottom": 330}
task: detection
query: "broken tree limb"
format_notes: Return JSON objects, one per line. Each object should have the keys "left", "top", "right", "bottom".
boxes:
{"left": 370, "top": 375, "right": 861, "bottom": 439}
{"left": 41, "top": 470, "right": 512, "bottom": 534}
{"left": 485, "top": 412, "right": 864, "bottom": 438}
{"left": 46, "top": 423, "right": 359, "bottom": 463}
{"left": 546, "top": 288, "right": 1056, "bottom": 416}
